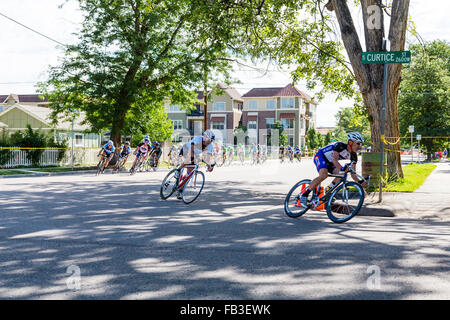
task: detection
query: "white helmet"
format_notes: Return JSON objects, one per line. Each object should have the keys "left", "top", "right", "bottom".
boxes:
{"left": 144, "top": 135, "right": 150, "bottom": 143}
{"left": 203, "top": 130, "right": 215, "bottom": 141}
{"left": 347, "top": 132, "right": 364, "bottom": 143}
{"left": 108, "top": 140, "right": 114, "bottom": 146}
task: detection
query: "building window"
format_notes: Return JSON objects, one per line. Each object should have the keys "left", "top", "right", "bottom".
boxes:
{"left": 266, "top": 100, "right": 275, "bottom": 109}
{"left": 212, "top": 121, "right": 225, "bottom": 130}
{"left": 172, "top": 120, "right": 183, "bottom": 130}
{"left": 249, "top": 100, "right": 258, "bottom": 110}
{"left": 248, "top": 120, "right": 257, "bottom": 129}
{"left": 75, "top": 134, "right": 83, "bottom": 146}
{"left": 169, "top": 105, "right": 181, "bottom": 112}
{"left": 281, "top": 98, "right": 295, "bottom": 109}
{"left": 213, "top": 102, "right": 226, "bottom": 111}
{"left": 266, "top": 118, "right": 275, "bottom": 129}
{"left": 281, "top": 118, "right": 294, "bottom": 129}
{"left": 289, "top": 136, "right": 294, "bottom": 146}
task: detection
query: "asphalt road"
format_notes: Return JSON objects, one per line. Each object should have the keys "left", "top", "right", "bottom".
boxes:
{"left": 0, "top": 160, "right": 449, "bottom": 299}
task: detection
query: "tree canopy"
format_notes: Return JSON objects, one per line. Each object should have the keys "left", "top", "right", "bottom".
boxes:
{"left": 398, "top": 40, "right": 450, "bottom": 159}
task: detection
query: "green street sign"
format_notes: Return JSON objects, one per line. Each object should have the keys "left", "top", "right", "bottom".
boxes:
{"left": 362, "top": 51, "right": 411, "bottom": 64}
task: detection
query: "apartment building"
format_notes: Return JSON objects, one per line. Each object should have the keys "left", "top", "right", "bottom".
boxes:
{"left": 166, "top": 83, "right": 243, "bottom": 144}
{"left": 241, "top": 84, "right": 318, "bottom": 148}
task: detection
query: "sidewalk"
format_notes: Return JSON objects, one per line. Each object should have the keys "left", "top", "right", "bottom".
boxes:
{"left": 362, "top": 161, "right": 450, "bottom": 220}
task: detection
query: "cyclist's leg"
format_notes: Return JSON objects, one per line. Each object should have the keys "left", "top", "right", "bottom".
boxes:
{"left": 308, "top": 168, "right": 329, "bottom": 192}
{"left": 104, "top": 153, "right": 113, "bottom": 167}
{"left": 304, "top": 154, "right": 330, "bottom": 196}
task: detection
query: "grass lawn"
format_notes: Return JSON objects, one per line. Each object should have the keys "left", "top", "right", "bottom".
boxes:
{"left": 383, "top": 163, "right": 437, "bottom": 192}
{"left": 32, "top": 166, "right": 97, "bottom": 172}
{"left": 0, "top": 169, "right": 36, "bottom": 175}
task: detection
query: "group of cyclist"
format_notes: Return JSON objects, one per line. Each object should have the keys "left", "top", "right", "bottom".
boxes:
{"left": 98, "top": 127, "right": 367, "bottom": 208}
{"left": 279, "top": 145, "right": 302, "bottom": 163}
{"left": 97, "top": 135, "right": 162, "bottom": 174}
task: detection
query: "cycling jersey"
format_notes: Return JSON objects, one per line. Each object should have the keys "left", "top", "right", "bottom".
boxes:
{"left": 151, "top": 146, "right": 162, "bottom": 159}
{"left": 180, "top": 136, "right": 214, "bottom": 157}
{"left": 314, "top": 142, "right": 357, "bottom": 173}
{"left": 102, "top": 144, "right": 115, "bottom": 155}
{"left": 120, "top": 145, "right": 131, "bottom": 156}
{"left": 135, "top": 142, "right": 150, "bottom": 159}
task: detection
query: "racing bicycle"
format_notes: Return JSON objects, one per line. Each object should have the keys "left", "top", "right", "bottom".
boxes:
{"left": 129, "top": 154, "right": 146, "bottom": 175}
{"left": 160, "top": 163, "right": 213, "bottom": 204}
{"left": 112, "top": 155, "right": 128, "bottom": 173}
{"left": 96, "top": 153, "right": 110, "bottom": 175}
{"left": 284, "top": 161, "right": 370, "bottom": 223}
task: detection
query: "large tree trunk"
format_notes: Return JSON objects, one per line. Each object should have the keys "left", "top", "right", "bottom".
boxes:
{"left": 329, "top": 0, "right": 409, "bottom": 180}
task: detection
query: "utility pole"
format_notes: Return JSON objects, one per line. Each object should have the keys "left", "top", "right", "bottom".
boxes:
{"left": 71, "top": 116, "right": 74, "bottom": 171}
{"left": 203, "top": 64, "right": 208, "bottom": 132}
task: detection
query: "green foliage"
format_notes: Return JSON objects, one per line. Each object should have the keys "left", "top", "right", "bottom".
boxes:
{"left": 324, "top": 131, "right": 332, "bottom": 145}
{"left": 306, "top": 127, "right": 323, "bottom": 150}
{"left": 269, "top": 121, "right": 288, "bottom": 146}
{"left": 333, "top": 103, "right": 371, "bottom": 145}
{"left": 10, "top": 125, "right": 48, "bottom": 166}
{"left": 38, "top": 0, "right": 239, "bottom": 145}
{"left": 0, "top": 129, "right": 13, "bottom": 167}
{"left": 241, "top": 0, "right": 359, "bottom": 101}
{"left": 399, "top": 40, "right": 450, "bottom": 156}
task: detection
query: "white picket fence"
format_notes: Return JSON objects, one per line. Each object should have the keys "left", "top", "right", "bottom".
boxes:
{"left": 1, "top": 147, "right": 101, "bottom": 168}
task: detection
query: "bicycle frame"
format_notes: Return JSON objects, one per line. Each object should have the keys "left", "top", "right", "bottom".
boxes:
{"left": 176, "top": 164, "right": 199, "bottom": 190}
{"left": 310, "top": 163, "right": 371, "bottom": 209}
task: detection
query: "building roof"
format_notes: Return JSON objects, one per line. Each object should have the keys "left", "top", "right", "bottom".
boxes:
{"left": 242, "top": 84, "right": 317, "bottom": 103}
{"left": 216, "top": 83, "right": 243, "bottom": 102}
{"left": 0, "top": 94, "right": 48, "bottom": 104}
{"left": 316, "top": 127, "right": 336, "bottom": 135}
{"left": 0, "top": 103, "right": 90, "bottom": 131}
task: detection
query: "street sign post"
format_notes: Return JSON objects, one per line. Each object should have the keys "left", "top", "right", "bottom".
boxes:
{"left": 362, "top": 44, "right": 411, "bottom": 202}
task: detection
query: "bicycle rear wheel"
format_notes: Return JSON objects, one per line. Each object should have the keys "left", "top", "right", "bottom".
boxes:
{"left": 182, "top": 171, "right": 205, "bottom": 204}
{"left": 284, "top": 179, "right": 312, "bottom": 218}
{"left": 326, "top": 182, "right": 364, "bottom": 223}
{"left": 160, "top": 168, "right": 179, "bottom": 200}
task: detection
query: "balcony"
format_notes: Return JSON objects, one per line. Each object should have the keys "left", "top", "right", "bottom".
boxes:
{"left": 187, "top": 109, "right": 204, "bottom": 117}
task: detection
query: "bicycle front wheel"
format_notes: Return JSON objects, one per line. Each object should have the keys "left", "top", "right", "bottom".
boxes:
{"left": 326, "top": 182, "right": 364, "bottom": 223}
{"left": 284, "top": 179, "right": 312, "bottom": 218}
{"left": 182, "top": 171, "right": 205, "bottom": 204}
{"left": 160, "top": 169, "right": 178, "bottom": 200}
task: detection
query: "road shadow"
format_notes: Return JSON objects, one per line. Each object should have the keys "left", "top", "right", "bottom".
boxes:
{"left": 0, "top": 174, "right": 449, "bottom": 299}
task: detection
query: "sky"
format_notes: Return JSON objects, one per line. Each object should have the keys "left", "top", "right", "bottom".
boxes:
{"left": 0, "top": 0, "right": 449, "bottom": 127}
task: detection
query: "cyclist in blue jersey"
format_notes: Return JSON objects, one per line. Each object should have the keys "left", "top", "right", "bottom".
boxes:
{"left": 97, "top": 140, "right": 115, "bottom": 171}
{"left": 299, "top": 132, "right": 367, "bottom": 207}
{"left": 149, "top": 141, "right": 163, "bottom": 168}
{"left": 119, "top": 140, "right": 131, "bottom": 162}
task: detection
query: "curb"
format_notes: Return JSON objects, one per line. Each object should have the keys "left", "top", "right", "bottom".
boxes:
{"left": 0, "top": 166, "right": 175, "bottom": 179}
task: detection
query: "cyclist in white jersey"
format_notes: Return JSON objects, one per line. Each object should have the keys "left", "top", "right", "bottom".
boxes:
{"left": 174, "top": 130, "right": 216, "bottom": 199}
{"left": 299, "top": 132, "right": 367, "bottom": 207}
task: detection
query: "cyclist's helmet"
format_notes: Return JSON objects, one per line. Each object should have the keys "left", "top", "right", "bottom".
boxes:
{"left": 153, "top": 141, "right": 160, "bottom": 147}
{"left": 124, "top": 141, "right": 130, "bottom": 145}
{"left": 203, "top": 130, "right": 215, "bottom": 141}
{"left": 347, "top": 132, "right": 364, "bottom": 143}
{"left": 144, "top": 135, "right": 150, "bottom": 143}
{"left": 107, "top": 140, "right": 114, "bottom": 147}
